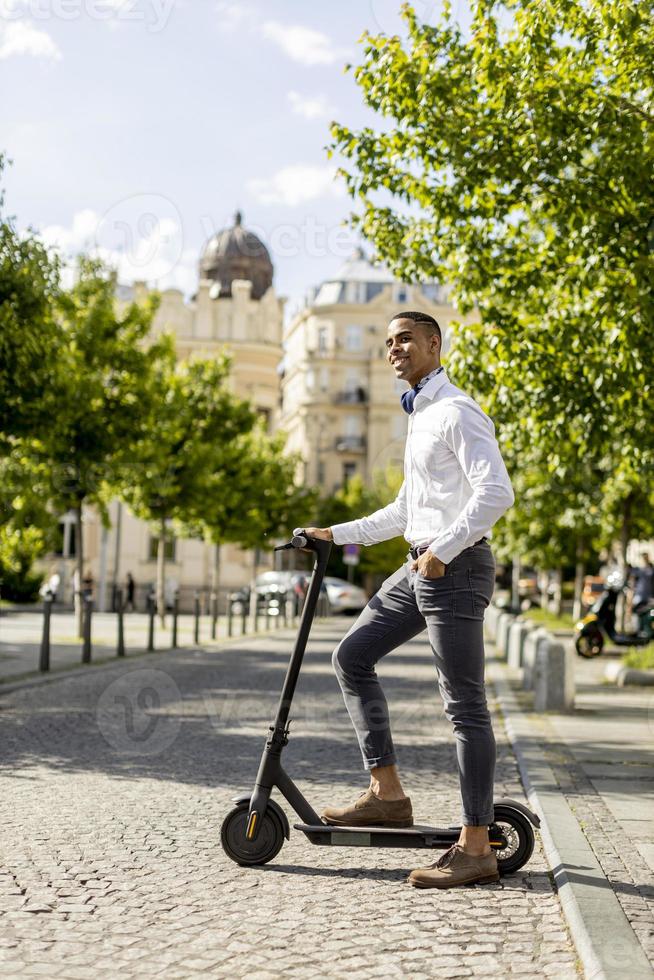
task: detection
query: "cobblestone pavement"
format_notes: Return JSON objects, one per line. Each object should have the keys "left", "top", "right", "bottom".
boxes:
{"left": 0, "top": 620, "right": 579, "bottom": 978}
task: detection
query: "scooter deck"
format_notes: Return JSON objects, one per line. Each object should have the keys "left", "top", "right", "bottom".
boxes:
{"left": 295, "top": 822, "right": 467, "bottom": 849}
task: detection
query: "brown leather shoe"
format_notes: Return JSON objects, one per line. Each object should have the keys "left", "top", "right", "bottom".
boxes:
{"left": 408, "top": 845, "right": 499, "bottom": 889}
{"left": 321, "top": 789, "right": 413, "bottom": 828}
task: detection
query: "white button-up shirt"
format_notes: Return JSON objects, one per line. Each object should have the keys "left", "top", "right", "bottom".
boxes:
{"left": 331, "top": 368, "right": 514, "bottom": 565}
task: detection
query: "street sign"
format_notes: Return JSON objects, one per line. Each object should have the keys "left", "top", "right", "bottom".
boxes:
{"left": 343, "top": 544, "right": 360, "bottom": 566}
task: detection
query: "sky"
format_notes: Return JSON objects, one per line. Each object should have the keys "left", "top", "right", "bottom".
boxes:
{"left": 0, "top": 0, "right": 460, "bottom": 316}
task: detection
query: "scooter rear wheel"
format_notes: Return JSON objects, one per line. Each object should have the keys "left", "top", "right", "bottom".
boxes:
{"left": 575, "top": 628, "right": 603, "bottom": 658}
{"left": 221, "top": 801, "right": 285, "bottom": 866}
{"left": 491, "top": 805, "right": 535, "bottom": 875}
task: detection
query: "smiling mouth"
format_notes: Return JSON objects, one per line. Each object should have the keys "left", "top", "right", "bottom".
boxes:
{"left": 392, "top": 356, "right": 409, "bottom": 366}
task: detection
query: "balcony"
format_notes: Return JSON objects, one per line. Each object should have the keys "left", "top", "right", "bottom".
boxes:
{"left": 334, "top": 435, "right": 367, "bottom": 453}
{"left": 334, "top": 387, "right": 368, "bottom": 404}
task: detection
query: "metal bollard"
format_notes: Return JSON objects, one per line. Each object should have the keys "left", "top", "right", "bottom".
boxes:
{"left": 39, "top": 595, "right": 53, "bottom": 672}
{"left": 147, "top": 593, "right": 155, "bottom": 652}
{"left": 282, "top": 590, "right": 288, "bottom": 627}
{"left": 193, "top": 591, "right": 200, "bottom": 645}
{"left": 116, "top": 588, "right": 125, "bottom": 657}
{"left": 265, "top": 602, "right": 270, "bottom": 631}
{"left": 172, "top": 591, "right": 179, "bottom": 648}
{"left": 210, "top": 592, "right": 218, "bottom": 640}
{"left": 241, "top": 602, "right": 247, "bottom": 635}
{"left": 82, "top": 597, "right": 93, "bottom": 663}
{"left": 254, "top": 602, "right": 260, "bottom": 634}
{"left": 227, "top": 599, "right": 233, "bottom": 637}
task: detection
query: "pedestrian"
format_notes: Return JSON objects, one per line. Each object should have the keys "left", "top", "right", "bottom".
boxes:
{"left": 303, "top": 310, "right": 514, "bottom": 889}
{"left": 125, "top": 572, "right": 136, "bottom": 612}
{"left": 630, "top": 553, "right": 653, "bottom": 614}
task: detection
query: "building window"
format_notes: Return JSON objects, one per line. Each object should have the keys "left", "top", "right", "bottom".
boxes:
{"left": 319, "top": 367, "right": 330, "bottom": 391}
{"left": 317, "top": 325, "right": 328, "bottom": 352}
{"left": 343, "top": 462, "right": 356, "bottom": 485}
{"left": 148, "top": 535, "right": 176, "bottom": 562}
{"left": 345, "top": 323, "right": 362, "bottom": 352}
{"left": 344, "top": 415, "right": 361, "bottom": 437}
{"left": 306, "top": 368, "right": 315, "bottom": 391}
{"left": 394, "top": 284, "right": 410, "bottom": 304}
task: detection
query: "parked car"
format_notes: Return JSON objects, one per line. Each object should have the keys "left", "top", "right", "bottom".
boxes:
{"left": 323, "top": 577, "right": 368, "bottom": 614}
{"left": 230, "top": 571, "right": 325, "bottom": 616}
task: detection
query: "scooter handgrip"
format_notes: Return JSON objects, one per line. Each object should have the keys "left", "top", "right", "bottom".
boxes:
{"left": 291, "top": 533, "right": 308, "bottom": 548}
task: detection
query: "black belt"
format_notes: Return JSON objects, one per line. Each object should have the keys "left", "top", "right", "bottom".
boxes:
{"left": 409, "top": 537, "right": 488, "bottom": 560}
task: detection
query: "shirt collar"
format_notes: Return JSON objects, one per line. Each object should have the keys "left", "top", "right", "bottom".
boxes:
{"left": 415, "top": 367, "right": 448, "bottom": 406}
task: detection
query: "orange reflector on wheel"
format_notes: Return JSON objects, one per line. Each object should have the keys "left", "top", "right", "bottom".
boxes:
{"left": 246, "top": 812, "right": 258, "bottom": 839}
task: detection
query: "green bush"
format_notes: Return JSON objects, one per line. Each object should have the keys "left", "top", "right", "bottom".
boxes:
{"left": 0, "top": 525, "right": 45, "bottom": 602}
{"left": 623, "top": 645, "right": 654, "bottom": 672}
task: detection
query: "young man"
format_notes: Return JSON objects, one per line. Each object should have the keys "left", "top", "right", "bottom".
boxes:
{"left": 303, "top": 311, "right": 514, "bottom": 889}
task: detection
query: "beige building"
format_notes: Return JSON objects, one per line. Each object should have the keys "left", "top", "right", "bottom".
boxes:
{"left": 278, "top": 249, "right": 465, "bottom": 496}
{"left": 48, "top": 213, "right": 285, "bottom": 610}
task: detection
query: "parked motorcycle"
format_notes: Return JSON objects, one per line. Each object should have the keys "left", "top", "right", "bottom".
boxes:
{"left": 575, "top": 571, "right": 654, "bottom": 657}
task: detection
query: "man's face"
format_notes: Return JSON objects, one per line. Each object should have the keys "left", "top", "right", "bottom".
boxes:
{"left": 386, "top": 318, "right": 440, "bottom": 386}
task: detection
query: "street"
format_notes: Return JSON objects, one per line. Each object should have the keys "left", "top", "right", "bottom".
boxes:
{"left": 0, "top": 619, "right": 578, "bottom": 978}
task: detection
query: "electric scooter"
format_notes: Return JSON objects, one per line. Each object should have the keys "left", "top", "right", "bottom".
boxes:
{"left": 221, "top": 532, "right": 539, "bottom": 875}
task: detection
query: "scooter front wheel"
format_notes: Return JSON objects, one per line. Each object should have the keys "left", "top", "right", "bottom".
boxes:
{"left": 221, "top": 801, "right": 285, "bottom": 866}
{"left": 491, "top": 805, "right": 535, "bottom": 875}
{"left": 575, "top": 628, "right": 603, "bottom": 658}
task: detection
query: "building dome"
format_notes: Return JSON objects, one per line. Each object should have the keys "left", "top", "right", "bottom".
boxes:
{"left": 199, "top": 211, "right": 273, "bottom": 300}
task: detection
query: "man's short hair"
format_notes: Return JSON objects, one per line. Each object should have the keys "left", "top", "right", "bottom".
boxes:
{"left": 390, "top": 310, "right": 441, "bottom": 343}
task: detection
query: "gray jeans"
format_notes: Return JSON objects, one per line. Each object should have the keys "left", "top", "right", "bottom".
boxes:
{"left": 332, "top": 539, "right": 496, "bottom": 826}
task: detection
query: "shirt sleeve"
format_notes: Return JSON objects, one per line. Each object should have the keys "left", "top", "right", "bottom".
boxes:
{"left": 428, "top": 402, "right": 514, "bottom": 564}
{"left": 331, "top": 480, "right": 408, "bottom": 546}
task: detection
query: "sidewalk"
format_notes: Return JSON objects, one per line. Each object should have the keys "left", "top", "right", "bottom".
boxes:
{"left": 488, "top": 641, "right": 654, "bottom": 979}
{"left": 0, "top": 608, "right": 286, "bottom": 684}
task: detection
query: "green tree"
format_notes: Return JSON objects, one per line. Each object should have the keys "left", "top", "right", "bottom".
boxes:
{"left": 32, "top": 256, "right": 165, "bottom": 633}
{"left": 184, "top": 427, "right": 317, "bottom": 602}
{"left": 315, "top": 466, "right": 408, "bottom": 584}
{"left": 331, "top": 0, "right": 654, "bottom": 571}
{"left": 0, "top": 154, "right": 63, "bottom": 444}
{"left": 119, "top": 351, "right": 267, "bottom": 623}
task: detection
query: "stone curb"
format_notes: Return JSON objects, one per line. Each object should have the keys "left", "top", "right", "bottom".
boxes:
{"left": 604, "top": 662, "right": 654, "bottom": 687}
{"left": 488, "top": 658, "right": 654, "bottom": 980}
{"left": 0, "top": 623, "right": 300, "bottom": 697}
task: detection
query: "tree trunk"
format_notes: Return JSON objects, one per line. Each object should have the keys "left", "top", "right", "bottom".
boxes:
{"left": 156, "top": 515, "right": 166, "bottom": 627}
{"left": 75, "top": 503, "right": 84, "bottom": 638}
{"left": 538, "top": 569, "right": 549, "bottom": 610}
{"left": 572, "top": 537, "right": 585, "bottom": 621}
{"left": 550, "top": 566, "right": 563, "bottom": 617}
{"left": 210, "top": 542, "right": 221, "bottom": 609}
{"left": 618, "top": 494, "right": 633, "bottom": 631}
{"left": 511, "top": 554, "right": 521, "bottom": 611}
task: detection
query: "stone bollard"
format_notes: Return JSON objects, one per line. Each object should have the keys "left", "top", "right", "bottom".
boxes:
{"left": 522, "top": 627, "right": 549, "bottom": 689}
{"left": 496, "top": 612, "right": 516, "bottom": 659}
{"left": 485, "top": 604, "right": 501, "bottom": 642}
{"left": 534, "top": 638, "right": 575, "bottom": 711}
{"left": 508, "top": 619, "right": 532, "bottom": 670}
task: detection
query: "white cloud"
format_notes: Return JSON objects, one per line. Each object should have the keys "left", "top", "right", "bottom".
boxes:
{"left": 36, "top": 206, "right": 198, "bottom": 297}
{"left": 287, "top": 90, "right": 336, "bottom": 121}
{"left": 214, "top": 0, "right": 255, "bottom": 31}
{"left": 260, "top": 21, "right": 350, "bottom": 66}
{"left": 0, "top": 20, "right": 61, "bottom": 61}
{"left": 247, "top": 164, "right": 343, "bottom": 207}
